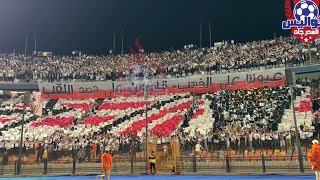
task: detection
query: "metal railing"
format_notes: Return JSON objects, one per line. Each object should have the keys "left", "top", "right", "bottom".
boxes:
{"left": 176, "top": 155, "right": 312, "bottom": 174}
{"left": 0, "top": 139, "right": 315, "bottom": 176}
{"left": 0, "top": 153, "right": 313, "bottom": 176}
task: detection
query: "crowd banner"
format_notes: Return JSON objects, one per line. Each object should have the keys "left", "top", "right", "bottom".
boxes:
{"left": 39, "top": 68, "right": 286, "bottom": 99}
{"left": 31, "top": 91, "right": 43, "bottom": 116}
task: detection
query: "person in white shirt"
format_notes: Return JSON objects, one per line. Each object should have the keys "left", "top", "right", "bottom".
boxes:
{"left": 179, "top": 135, "right": 185, "bottom": 148}
{"left": 203, "top": 134, "right": 208, "bottom": 151}
{"left": 195, "top": 142, "right": 203, "bottom": 156}
{"left": 156, "top": 137, "right": 161, "bottom": 145}
{"left": 260, "top": 133, "right": 266, "bottom": 150}
{"left": 212, "top": 133, "right": 219, "bottom": 151}
{"left": 299, "top": 125, "right": 308, "bottom": 148}
{"left": 279, "top": 132, "right": 285, "bottom": 149}
{"left": 207, "top": 133, "right": 213, "bottom": 152}
{"left": 253, "top": 131, "right": 260, "bottom": 152}
{"left": 162, "top": 144, "right": 168, "bottom": 158}
{"left": 248, "top": 132, "right": 253, "bottom": 152}
{"left": 161, "top": 136, "right": 166, "bottom": 144}
{"left": 219, "top": 132, "right": 226, "bottom": 151}
{"left": 271, "top": 131, "right": 278, "bottom": 150}
{"left": 285, "top": 132, "right": 292, "bottom": 149}
{"left": 266, "top": 132, "right": 273, "bottom": 151}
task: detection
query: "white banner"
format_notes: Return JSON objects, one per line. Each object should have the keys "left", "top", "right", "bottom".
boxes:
{"left": 39, "top": 68, "right": 285, "bottom": 95}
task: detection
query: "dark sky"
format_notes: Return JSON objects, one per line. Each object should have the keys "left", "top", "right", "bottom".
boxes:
{"left": 0, "top": 0, "right": 290, "bottom": 55}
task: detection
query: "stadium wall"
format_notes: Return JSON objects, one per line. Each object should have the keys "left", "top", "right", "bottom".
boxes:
{"left": 39, "top": 79, "right": 285, "bottom": 99}
{"left": 0, "top": 83, "right": 38, "bottom": 91}
{"left": 0, "top": 64, "right": 320, "bottom": 95}
{"left": 292, "top": 64, "right": 320, "bottom": 74}
{"left": 39, "top": 68, "right": 285, "bottom": 99}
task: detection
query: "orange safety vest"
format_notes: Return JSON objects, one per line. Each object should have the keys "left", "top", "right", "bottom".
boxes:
{"left": 91, "top": 144, "right": 97, "bottom": 153}
{"left": 35, "top": 143, "right": 39, "bottom": 152}
{"left": 101, "top": 153, "right": 112, "bottom": 171}
{"left": 308, "top": 144, "right": 320, "bottom": 171}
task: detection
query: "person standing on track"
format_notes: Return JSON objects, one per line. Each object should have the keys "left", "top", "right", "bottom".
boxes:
{"left": 101, "top": 148, "right": 112, "bottom": 180}
{"left": 36, "top": 143, "right": 44, "bottom": 164}
{"left": 91, "top": 142, "right": 97, "bottom": 160}
{"left": 149, "top": 151, "right": 156, "bottom": 175}
{"left": 43, "top": 147, "right": 48, "bottom": 174}
{"left": 308, "top": 139, "right": 320, "bottom": 180}
{"left": 1, "top": 150, "right": 8, "bottom": 175}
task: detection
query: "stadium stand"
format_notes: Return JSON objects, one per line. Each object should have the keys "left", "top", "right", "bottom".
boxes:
{"left": 0, "top": 36, "right": 309, "bottom": 83}
{"left": 0, "top": 83, "right": 318, "bottom": 161}
{"left": 0, "top": 36, "right": 319, "bottom": 175}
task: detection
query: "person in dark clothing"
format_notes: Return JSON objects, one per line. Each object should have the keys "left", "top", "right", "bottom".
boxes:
{"left": 149, "top": 151, "right": 156, "bottom": 175}
{"left": 171, "top": 166, "right": 176, "bottom": 175}
{"left": 96, "top": 143, "right": 101, "bottom": 159}
{"left": 239, "top": 135, "right": 246, "bottom": 155}
{"left": 1, "top": 150, "right": 8, "bottom": 175}
{"left": 43, "top": 147, "right": 48, "bottom": 174}
{"left": 85, "top": 143, "right": 91, "bottom": 162}
{"left": 36, "top": 144, "right": 44, "bottom": 164}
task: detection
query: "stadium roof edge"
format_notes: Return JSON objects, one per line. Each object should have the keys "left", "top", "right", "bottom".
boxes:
{"left": 0, "top": 84, "right": 38, "bottom": 91}
{"left": 292, "top": 64, "right": 320, "bottom": 74}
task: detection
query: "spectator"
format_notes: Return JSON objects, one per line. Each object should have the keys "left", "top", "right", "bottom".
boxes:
{"left": 36, "top": 144, "right": 44, "bottom": 164}
{"left": 43, "top": 147, "right": 48, "bottom": 174}
{"left": 1, "top": 150, "right": 8, "bottom": 175}
{"left": 308, "top": 139, "right": 320, "bottom": 180}
{"left": 195, "top": 142, "right": 203, "bottom": 156}
{"left": 0, "top": 36, "right": 309, "bottom": 83}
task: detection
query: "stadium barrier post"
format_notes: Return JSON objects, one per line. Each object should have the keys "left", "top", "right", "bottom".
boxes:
{"left": 72, "top": 148, "right": 76, "bottom": 175}
{"left": 17, "top": 92, "right": 29, "bottom": 175}
{"left": 192, "top": 148, "right": 196, "bottom": 172}
{"left": 44, "top": 158, "right": 48, "bottom": 174}
{"left": 14, "top": 160, "right": 17, "bottom": 175}
{"left": 226, "top": 154, "right": 230, "bottom": 173}
{"left": 131, "top": 150, "right": 134, "bottom": 174}
{"left": 308, "top": 44, "right": 312, "bottom": 64}
{"left": 261, "top": 153, "right": 266, "bottom": 173}
{"left": 16, "top": 106, "right": 25, "bottom": 175}
{"left": 145, "top": 85, "right": 149, "bottom": 175}
{"left": 290, "top": 85, "right": 304, "bottom": 173}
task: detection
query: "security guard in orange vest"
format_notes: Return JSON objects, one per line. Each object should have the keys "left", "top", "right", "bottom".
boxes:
{"left": 101, "top": 148, "right": 112, "bottom": 180}
{"left": 308, "top": 140, "right": 320, "bottom": 180}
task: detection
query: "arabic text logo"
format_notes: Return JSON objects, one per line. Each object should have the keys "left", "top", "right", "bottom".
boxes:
{"left": 294, "top": 0, "right": 318, "bottom": 21}
{"left": 115, "top": 37, "right": 158, "bottom": 95}
{"left": 282, "top": 0, "right": 320, "bottom": 44}
{"left": 127, "top": 64, "right": 154, "bottom": 89}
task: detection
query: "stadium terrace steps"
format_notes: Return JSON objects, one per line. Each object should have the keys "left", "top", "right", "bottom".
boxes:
{"left": 278, "top": 86, "right": 314, "bottom": 132}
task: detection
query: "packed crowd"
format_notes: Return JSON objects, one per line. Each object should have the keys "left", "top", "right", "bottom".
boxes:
{"left": 296, "top": 77, "right": 320, "bottom": 129}
{"left": 180, "top": 86, "right": 316, "bottom": 156}
{"left": 0, "top": 82, "right": 317, "bottom": 165}
{"left": 204, "top": 36, "right": 306, "bottom": 73}
{"left": 0, "top": 36, "right": 308, "bottom": 83}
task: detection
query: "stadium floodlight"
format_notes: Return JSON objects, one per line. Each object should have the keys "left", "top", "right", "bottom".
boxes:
{"left": 24, "top": 32, "right": 29, "bottom": 58}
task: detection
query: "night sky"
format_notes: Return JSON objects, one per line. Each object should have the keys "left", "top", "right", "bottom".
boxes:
{"left": 0, "top": 0, "right": 290, "bottom": 55}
